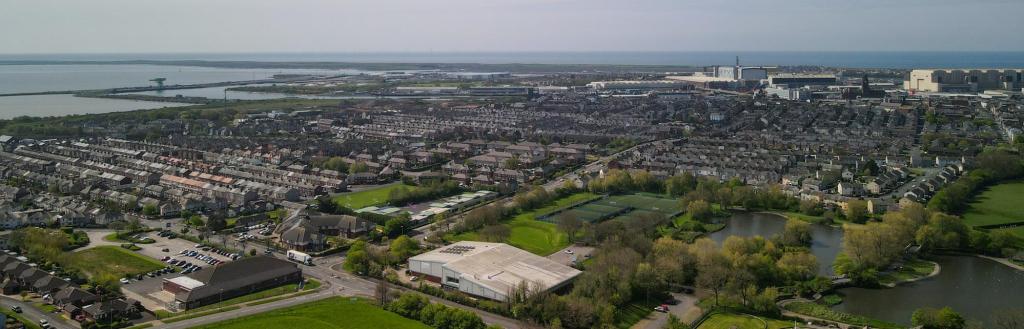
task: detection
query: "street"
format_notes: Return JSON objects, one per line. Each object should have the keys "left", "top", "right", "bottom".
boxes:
{"left": 0, "top": 295, "right": 75, "bottom": 329}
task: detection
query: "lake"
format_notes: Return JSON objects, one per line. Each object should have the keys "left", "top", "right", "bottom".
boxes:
{"left": 0, "top": 94, "right": 191, "bottom": 120}
{"left": 834, "top": 255, "right": 1024, "bottom": 326}
{"left": 709, "top": 212, "right": 1024, "bottom": 326}
{"left": 707, "top": 212, "right": 843, "bottom": 276}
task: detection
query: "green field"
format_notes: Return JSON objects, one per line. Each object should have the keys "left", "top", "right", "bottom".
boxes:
{"left": 451, "top": 193, "right": 597, "bottom": 255}
{"left": 696, "top": 313, "right": 793, "bottom": 329}
{"left": 333, "top": 183, "right": 419, "bottom": 209}
{"left": 69, "top": 246, "right": 165, "bottom": 279}
{"left": 188, "top": 297, "right": 430, "bottom": 329}
{"left": 963, "top": 181, "right": 1024, "bottom": 229}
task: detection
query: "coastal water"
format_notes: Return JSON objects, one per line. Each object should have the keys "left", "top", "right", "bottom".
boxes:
{"left": 709, "top": 212, "right": 1024, "bottom": 326}
{"left": 0, "top": 94, "right": 190, "bottom": 120}
{"left": 4, "top": 51, "right": 1024, "bottom": 68}
{"left": 0, "top": 64, "right": 353, "bottom": 95}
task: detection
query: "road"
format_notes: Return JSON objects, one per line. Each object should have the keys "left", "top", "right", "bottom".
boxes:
{"left": 0, "top": 296, "right": 76, "bottom": 329}
{"left": 153, "top": 254, "right": 522, "bottom": 329}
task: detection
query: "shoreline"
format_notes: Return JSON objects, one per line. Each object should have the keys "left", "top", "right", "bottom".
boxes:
{"left": 881, "top": 260, "right": 941, "bottom": 288}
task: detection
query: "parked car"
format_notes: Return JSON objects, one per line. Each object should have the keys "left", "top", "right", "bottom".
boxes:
{"left": 654, "top": 305, "right": 668, "bottom": 313}
{"left": 11, "top": 306, "right": 21, "bottom": 313}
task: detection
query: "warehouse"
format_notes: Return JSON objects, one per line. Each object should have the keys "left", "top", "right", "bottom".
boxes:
{"left": 161, "top": 256, "right": 302, "bottom": 310}
{"left": 408, "top": 242, "right": 581, "bottom": 302}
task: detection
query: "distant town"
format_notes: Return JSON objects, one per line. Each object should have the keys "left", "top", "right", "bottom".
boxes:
{"left": 0, "top": 61, "right": 1021, "bottom": 329}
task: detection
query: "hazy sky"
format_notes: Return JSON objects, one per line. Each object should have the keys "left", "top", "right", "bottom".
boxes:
{"left": 2, "top": 0, "right": 1022, "bottom": 54}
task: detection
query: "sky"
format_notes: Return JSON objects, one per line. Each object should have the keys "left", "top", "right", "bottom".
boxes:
{"left": 1, "top": 0, "right": 1023, "bottom": 54}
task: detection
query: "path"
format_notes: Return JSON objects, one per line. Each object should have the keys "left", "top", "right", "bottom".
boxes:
{"left": 978, "top": 254, "right": 1024, "bottom": 271}
{"left": 777, "top": 298, "right": 854, "bottom": 329}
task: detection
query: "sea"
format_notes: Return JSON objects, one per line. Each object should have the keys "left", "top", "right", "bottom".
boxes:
{"left": 1, "top": 51, "right": 1023, "bottom": 119}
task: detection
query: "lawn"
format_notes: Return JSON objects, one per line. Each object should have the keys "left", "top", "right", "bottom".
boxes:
{"left": 963, "top": 181, "right": 1024, "bottom": 229}
{"left": 188, "top": 297, "right": 430, "bottom": 329}
{"left": 878, "top": 258, "right": 937, "bottom": 286}
{"left": 333, "top": 183, "right": 424, "bottom": 209}
{"left": 68, "top": 246, "right": 165, "bottom": 279}
{"left": 613, "top": 299, "right": 660, "bottom": 329}
{"left": 697, "top": 312, "right": 793, "bottom": 329}
{"left": 450, "top": 193, "right": 596, "bottom": 256}
{"left": 783, "top": 302, "right": 904, "bottom": 329}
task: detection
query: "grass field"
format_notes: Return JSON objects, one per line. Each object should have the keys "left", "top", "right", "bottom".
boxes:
{"left": 963, "top": 181, "right": 1024, "bottom": 229}
{"left": 333, "top": 183, "right": 419, "bottom": 209}
{"left": 188, "top": 297, "right": 430, "bottom": 329}
{"left": 696, "top": 313, "right": 793, "bottom": 329}
{"left": 69, "top": 246, "right": 165, "bottom": 279}
{"left": 450, "top": 193, "right": 597, "bottom": 255}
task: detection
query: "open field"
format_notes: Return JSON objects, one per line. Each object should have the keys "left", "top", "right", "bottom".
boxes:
{"left": 69, "top": 245, "right": 165, "bottom": 279}
{"left": 696, "top": 312, "right": 793, "bottom": 329}
{"left": 333, "top": 183, "right": 419, "bottom": 209}
{"left": 188, "top": 297, "right": 430, "bottom": 329}
{"left": 963, "top": 181, "right": 1024, "bottom": 229}
{"left": 451, "top": 193, "right": 598, "bottom": 255}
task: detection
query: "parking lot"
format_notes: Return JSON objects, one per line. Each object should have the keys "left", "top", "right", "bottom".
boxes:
{"left": 133, "top": 233, "right": 236, "bottom": 264}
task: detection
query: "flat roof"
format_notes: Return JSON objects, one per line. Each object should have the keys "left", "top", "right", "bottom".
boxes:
{"left": 167, "top": 276, "right": 205, "bottom": 290}
{"left": 411, "top": 241, "right": 581, "bottom": 294}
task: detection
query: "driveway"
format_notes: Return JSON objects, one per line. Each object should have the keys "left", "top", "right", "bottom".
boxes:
{"left": 631, "top": 292, "right": 700, "bottom": 329}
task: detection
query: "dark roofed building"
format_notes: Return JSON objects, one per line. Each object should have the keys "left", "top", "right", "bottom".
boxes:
{"left": 81, "top": 299, "right": 137, "bottom": 322}
{"left": 277, "top": 211, "right": 375, "bottom": 251}
{"left": 52, "top": 286, "right": 98, "bottom": 307}
{"left": 33, "top": 275, "right": 71, "bottom": 294}
{"left": 161, "top": 256, "right": 302, "bottom": 310}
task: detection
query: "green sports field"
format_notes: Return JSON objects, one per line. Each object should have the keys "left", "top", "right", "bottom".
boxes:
{"left": 332, "top": 183, "right": 420, "bottom": 209}
{"left": 188, "top": 297, "right": 429, "bottom": 329}
{"left": 963, "top": 181, "right": 1024, "bottom": 239}
{"left": 450, "top": 193, "right": 597, "bottom": 255}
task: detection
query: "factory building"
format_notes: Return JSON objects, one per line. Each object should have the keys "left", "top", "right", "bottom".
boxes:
{"left": 586, "top": 80, "right": 694, "bottom": 91}
{"left": 408, "top": 242, "right": 582, "bottom": 302}
{"left": 905, "top": 69, "right": 1024, "bottom": 92}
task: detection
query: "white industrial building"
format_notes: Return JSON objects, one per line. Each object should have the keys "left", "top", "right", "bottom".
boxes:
{"left": 408, "top": 241, "right": 582, "bottom": 301}
{"left": 905, "top": 69, "right": 1024, "bottom": 92}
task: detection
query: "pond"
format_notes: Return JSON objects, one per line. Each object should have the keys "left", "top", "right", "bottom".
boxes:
{"left": 833, "top": 255, "right": 1024, "bottom": 327}
{"left": 706, "top": 212, "right": 843, "bottom": 276}
{"left": 707, "top": 212, "right": 1024, "bottom": 326}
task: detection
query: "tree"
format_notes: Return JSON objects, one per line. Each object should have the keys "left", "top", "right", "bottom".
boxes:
{"left": 687, "top": 200, "right": 713, "bottom": 223}
{"left": 799, "top": 199, "right": 824, "bottom": 216}
{"left": 349, "top": 161, "right": 370, "bottom": 174}
{"left": 556, "top": 213, "right": 583, "bottom": 242}
{"left": 383, "top": 215, "right": 412, "bottom": 237}
{"left": 206, "top": 213, "right": 227, "bottom": 232}
{"left": 696, "top": 257, "right": 730, "bottom": 307}
{"left": 845, "top": 200, "right": 869, "bottom": 224}
{"left": 862, "top": 160, "right": 880, "bottom": 176}
{"left": 912, "top": 307, "right": 966, "bottom": 329}
{"left": 780, "top": 219, "right": 812, "bottom": 247}
{"left": 479, "top": 224, "right": 510, "bottom": 242}
{"left": 344, "top": 241, "right": 371, "bottom": 275}
{"left": 187, "top": 215, "right": 204, "bottom": 227}
{"left": 389, "top": 235, "right": 420, "bottom": 263}
{"left": 142, "top": 204, "right": 159, "bottom": 217}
